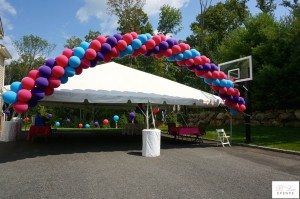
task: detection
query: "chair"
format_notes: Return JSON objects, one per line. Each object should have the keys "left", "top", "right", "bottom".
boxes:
{"left": 216, "top": 129, "right": 231, "bottom": 147}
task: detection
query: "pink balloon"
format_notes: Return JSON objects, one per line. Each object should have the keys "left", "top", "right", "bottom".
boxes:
{"left": 80, "top": 58, "right": 91, "bottom": 69}
{"left": 85, "top": 48, "right": 97, "bottom": 60}
{"left": 159, "top": 34, "right": 167, "bottom": 41}
{"left": 48, "top": 77, "right": 61, "bottom": 88}
{"left": 90, "top": 40, "right": 101, "bottom": 51}
{"left": 212, "top": 71, "right": 219, "bottom": 79}
{"left": 96, "top": 35, "right": 107, "bottom": 44}
{"left": 21, "top": 77, "right": 35, "bottom": 90}
{"left": 79, "top": 123, "right": 83, "bottom": 128}
{"left": 62, "top": 48, "right": 73, "bottom": 58}
{"left": 52, "top": 65, "right": 65, "bottom": 78}
{"left": 13, "top": 101, "right": 28, "bottom": 114}
{"left": 103, "top": 119, "right": 109, "bottom": 125}
{"left": 238, "top": 104, "right": 246, "bottom": 112}
{"left": 56, "top": 55, "right": 69, "bottom": 67}
{"left": 17, "top": 89, "right": 32, "bottom": 102}
{"left": 194, "top": 56, "right": 204, "bottom": 65}
{"left": 109, "top": 47, "right": 120, "bottom": 58}
{"left": 185, "top": 59, "right": 194, "bottom": 67}
{"left": 227, "top": 87, "right": 235, "bottom": 95}
{"left": 179, "top": 43, "right": 187, "bottom": 52}
{"left": 152, "top": 35, "right": 161, "bottom": 45}
{"left": 130, "top": 32, "right": 138, "bottom": 39}
{"left": 28, "top": 70, "right": 40, "bottom": 80}
{"left": 75, "top": 66, "right": 83, "bottom": 75}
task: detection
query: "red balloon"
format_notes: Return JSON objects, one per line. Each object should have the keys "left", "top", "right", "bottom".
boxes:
{"left": 153, "top": 108, "right": 160, "bottom": 115}
{"left": 238, "top": 104, "right": 246, "bottom": 112}
{"left": 185, "top": 43, "right": 191, "bottom": 50}
{"left": 109, "top": 47, "right": 120, "bottom": 58}
{"left": 138, "top": 45, "right": 147, "bottom": 55}
{"left": 159, "top": 34, "right": 167, "bottom": 41}
{"left": 218, "top": 71, "right": 227, "bottom": 80}
{"left": 79, "top": 123, "right": 83, "bottom": 128}
{"left": 132, "top": 50, "right": 139, "bottom": 57}
{"left": 145, "top": 39, "right": 156, "bottom": 49}
{"left": 85, "top": 48, "right": 97, "bottom": 60}
{"left": 80, "top": 58, "right": 91, "bottom": 69}
{"left": 179, "top": 43, "right": 187, "bottom": 52}
{"left": 123, "top": 33, "right": 133, "bottom": 44}
{"left": 152, "top": 35, "right": 161, "bottom": 45}
{"left": 212, "top": 71, "right": 219, "bottom": 79}
{"left": 185, "top": 59, "right": 194, "bottom": 67}
{"left": 75, "top": 66, "right": 83, "bottom": 75}
{"left": 90, "top": 40, "right": 101, "bottom": 51}
{"left": 227, "top": 87, "right": 235, "bottom": 95}
{"left": 13, "top": 101, "right": 28, "bottom": 114}
{"left": 44, "top": 86, "right": 54, "bottom": 96}
{"left": 21, "top": 77, "right": 35, "bottom": 90}
{"left": 195, "top": 71, "right": 205, "bottom": 77}
{"left": 233, "top": 88, "right": 240, "bottom": 96}
{"left": 164, "top": 49, "right": 173, "bottom": 57}
{"left": 116, "top": 40, "right": 127, "bottom": 51}
{"left": 48, "top": 77, "right": 61, "bottom": 88}
{"left": 211, "top": 85, "right": 220, "bottom": 91}
{"left": 28, "top": 70, "right": 40, "bottom": 80}
{"left": 219, "top": 87, "right": 227, "bottom": 94}
{"left": 96, "top": 35, "right": 107, "bottom": 44}
{"left": 172, "top": 45, "right": 181, "bottom": 54}
{"left": 56, "top": 55, "right": 69, "bottom": 67}
{"left": 103, "top": 119, "right": 109, "bottom": 125}
{"left": 176, "top": 60, "right": 185, "bottom": 66}
{"left": 25, "top": 117, "right": 30, "bottom": 122}
{"left": 17, "top": 89, "right": 32, "bottom": 102}
{"left": 203, "top": 71, "right": 212, "bottom": 79}
{"left": 52, "top": 65, "right": 65, "bottom": 78}
{"left": 62, "top": 48, "right": 73, "bottom": 58}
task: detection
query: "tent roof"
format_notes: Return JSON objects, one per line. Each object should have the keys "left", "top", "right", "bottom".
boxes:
{"left": 41, "top": 62, "right": 223, "bottom": 108}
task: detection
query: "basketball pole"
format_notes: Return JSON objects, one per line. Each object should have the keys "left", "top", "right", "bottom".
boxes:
{"left": 244, "top": 81, "right": 251, "bottom": 143}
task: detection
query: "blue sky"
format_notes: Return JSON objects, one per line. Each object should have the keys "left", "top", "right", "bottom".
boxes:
{"left": 0, "top": 0, "right": 289, "bottom": 61}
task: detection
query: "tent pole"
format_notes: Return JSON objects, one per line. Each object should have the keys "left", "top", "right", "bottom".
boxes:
{"left": 150, "top": 103, "right": 155, "bottom": 129}
{"left": 146, "top": 103, "right": 149, "bottom": 129}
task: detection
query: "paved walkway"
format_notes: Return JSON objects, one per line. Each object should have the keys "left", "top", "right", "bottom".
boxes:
{"left": 0, "top": 131, "right": 299, "bottom": 199}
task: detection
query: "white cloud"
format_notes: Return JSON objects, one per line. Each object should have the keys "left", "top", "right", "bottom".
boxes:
{"left": 0, "top": 0, "right": 17, "bottom": 16}
{"left": 1, "top": 35, "right": 20, "bottom": 62}
{"left": 144, "top": 0, "right": 190, "bottom": 16}
{"left": 76, "top": 0, "right": 107, "bottom": 23}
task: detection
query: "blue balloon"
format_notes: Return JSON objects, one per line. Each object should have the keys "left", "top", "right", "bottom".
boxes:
{"left": 204, "top": 78, "right": 214, "bottom": 84}
{"left": 10, "top": 81, "right": 22, "bottom": 93}
{"left": 74, "top": 47, "right": 85, "bottom": 59}
{"left": 69, "top": 56, "right": 81, "bottom": 68}
{"left": 55, "top": 121, "right": 60, "bottom": 127}
{"left": 119, "top": 50, "right": 126, "bottom": 58}
{"left": 64, "top": 66, "right": 75, "bottom": 77}
{"left": 212, "top": 79, "right": 220, "bottom": 86}
{"left": 167, "top": 55, "right": 176, "bottom": 61}
{"left": 3, "top": 91, "right": 17, "bottom": 104}
{"left": 219, "top": 79, "right": 227, "bottom": 87}
{"left": 85, "top": 124, "right": 90, "bottom": 128}
{"left": 145, "top": 33, "right": 152, "bottom": 40}
{"left": 132, "top": 39, "right": 142, "bottom": 49}
{"left": 138, "top": 34, "right": 147, "bottom": 44}
{"left": 175, "top": 53, "right": 184, "bottom": 61}
{"left": 125, "top": 45, "right": 133, "bottom": 55}
{"left": 80, "top": 41, "right": 90, "bottom": 50}
{"left": 60, "top": 75, "right": 69, "bottom": 84}
{"left": 113, "top": 115, "right": 119, "bottom": 122}
{"left": 190, "top": 49, "right": 201, "bottom": 57}
{"left": 183, "top": 50, "right": 192, "bottom": 59}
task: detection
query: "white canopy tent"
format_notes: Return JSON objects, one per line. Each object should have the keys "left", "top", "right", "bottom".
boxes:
{"left": 41, "top": 62, "right": 223, "bottom": 108}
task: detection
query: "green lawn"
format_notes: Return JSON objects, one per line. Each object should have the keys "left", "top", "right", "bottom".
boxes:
{"left": 204, "top": 125, "right": 300, "bottom": 152}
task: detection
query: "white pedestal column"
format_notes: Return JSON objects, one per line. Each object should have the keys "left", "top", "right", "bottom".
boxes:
{"left": 142, "top": 129, "right": 161, "bottom": 157}
{"left": 0, "top": 121, "right": 18, "bottom": 142}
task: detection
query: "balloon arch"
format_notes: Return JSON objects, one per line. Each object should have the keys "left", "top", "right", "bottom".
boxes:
{"left": 2, "top": 32, "right": 246, "bottom": 114}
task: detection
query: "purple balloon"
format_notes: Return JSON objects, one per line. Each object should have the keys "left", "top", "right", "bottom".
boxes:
{"left": 45, "top": 58, "right": 56, "bottom": 68}
{"left": 66, "top": 118, "right": 71, "bottom": 123}
{"left": 152, "top": 46, "right": 160, "bottom": 54}
{"left": 28, "top": 99, "right": 38, "bottom": 107}
{"left": 90, "top": 59, "right": 97, "bottom": 68}
{"left": 96, "top": 52, "right": 105, "bottom": 62}
{"left": 210, "top": 63, "right": 218, "bottom": 71}
{"left": 129, "top": 112, "right": 135, "bottom": 120}
{"left": 48, "top": 113, "right": 52, "bottom": 118}
{"left": 100, "top": 43, "right": 112, "bottom": 54}
{"left": 173, "top": 39, "right": 179, "bottom": 45}
{"left": 159, "top": 41, "right": 169, "bottom": 50}
{"left": 195, "top": 65, "right": 203, "bottom": 72}
{"left": 166, "top": 39, "right": 174, "bottom": 48}
{"left": 113, "top": 33, "right": 123, "bottom": 41}
{"left": 31, "top": 88, "right": 45, "bottom": 100}
{"left": 39, "top": 65, "right": 52, "bottom": 78}
{"left": 4, "top": 109, "right": 10, "bottom": 115}
{"left": 106, "top": 36, "right": 117, "bottom": 47}
{"left": 203, "top": 63, "right": 211, "bottom": 71}
{"left": 35, "top": 77, "right": 49, "bottom": 89}
{"left": 94, "top": 121, "right": 99, "bottom": 127}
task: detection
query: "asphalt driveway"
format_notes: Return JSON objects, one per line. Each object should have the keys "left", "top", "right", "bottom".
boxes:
{"left": 0, "top": 131, "right": 299, "bottom": 199}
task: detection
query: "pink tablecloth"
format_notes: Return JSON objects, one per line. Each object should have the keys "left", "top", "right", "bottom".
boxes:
{"left": 27, "top": 125, "right": 52, "bottom": 141}
{"left": 169, "top": 127, "right": 202, "bottom": 136}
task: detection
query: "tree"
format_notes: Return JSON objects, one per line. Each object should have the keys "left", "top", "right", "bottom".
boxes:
{"left": 106, "top": 0, "right": 152, "bottom": 34}
{"left": 157, "top": 5, "right": 183, "bottom": 35}
{"left": 64, "top": 36, "right": 82, "bottom": 49}
{"left": 84, "top": 30, "right": 101, "bottom": 42}
{"left": 256, "top": 0, "right": 276, "bottom": 14}
{"left": 13, "top": 34, "right": 56, "bottom": 67}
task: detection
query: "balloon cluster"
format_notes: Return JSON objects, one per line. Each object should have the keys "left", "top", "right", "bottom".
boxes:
{"left": 2, "top": 32, "right": 246, "bottom": 114}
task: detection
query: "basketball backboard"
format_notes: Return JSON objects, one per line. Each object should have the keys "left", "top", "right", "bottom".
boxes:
{"left": 218, "top": 56, "right": 252, "bottom": 83}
